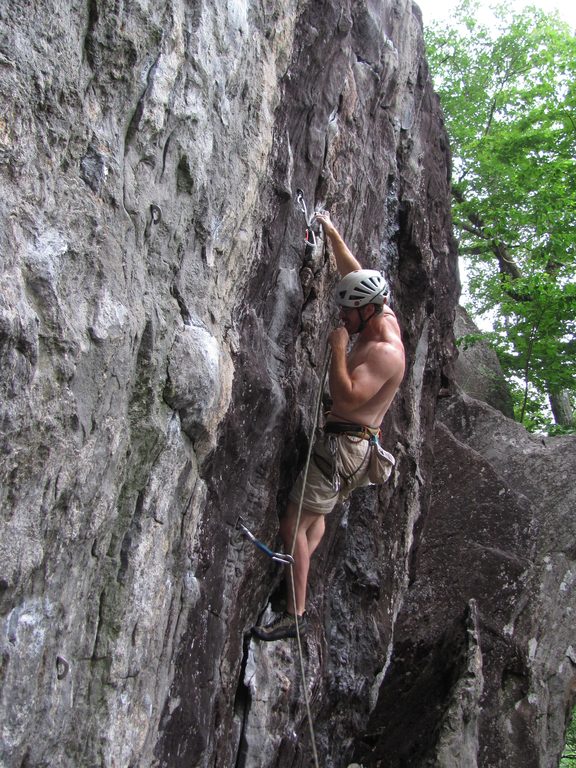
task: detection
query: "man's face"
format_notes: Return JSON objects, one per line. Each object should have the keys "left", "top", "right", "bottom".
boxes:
{"left": 339, "top": 305, "right": 366, "bottom": 334}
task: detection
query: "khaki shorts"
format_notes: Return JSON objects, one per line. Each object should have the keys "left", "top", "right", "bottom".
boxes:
{"left": 288, "top": 431, "right": 395, "bottom": 515}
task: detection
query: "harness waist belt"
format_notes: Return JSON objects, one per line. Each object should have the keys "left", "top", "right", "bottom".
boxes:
{"left": 324, "top": 421, "right": 380, "bottom": 440}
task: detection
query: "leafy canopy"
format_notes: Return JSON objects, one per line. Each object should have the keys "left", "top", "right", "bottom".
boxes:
{"left": 425, "top": 0, "right": 576, "bottom": 431}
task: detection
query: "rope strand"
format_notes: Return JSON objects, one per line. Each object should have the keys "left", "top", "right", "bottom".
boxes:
{"left": 288, "top": 342, "right": 332, "bottom": 768}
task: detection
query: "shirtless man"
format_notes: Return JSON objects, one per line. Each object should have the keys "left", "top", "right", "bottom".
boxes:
{"left": 253, "top": 212, "right": 405, "bottom": 641}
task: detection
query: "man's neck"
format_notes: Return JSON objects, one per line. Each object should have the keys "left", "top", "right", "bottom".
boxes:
{"left": 357, "top": 312, "right": 400, "bottom": 346}
{"left": 357, "top": 312, "right": 382, "bottom": 340}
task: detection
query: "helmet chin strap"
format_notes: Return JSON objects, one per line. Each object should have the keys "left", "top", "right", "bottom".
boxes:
{"left": 356, "top": 305, "right": 376, "bottom": 333}
{"left": 357, "top": 309, "right": 368, "bottom": 333}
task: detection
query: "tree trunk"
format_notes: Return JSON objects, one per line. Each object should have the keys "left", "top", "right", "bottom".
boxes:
{"left": 548, "top": 387, "right": 575, "bottom": 427}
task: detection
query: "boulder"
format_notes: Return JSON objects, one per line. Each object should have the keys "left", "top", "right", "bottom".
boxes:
{"left": 454, "top": 304, "right": 515, "bottom": 418}
{"left": 358, "top": 392, "right": 576, "bottom": 766}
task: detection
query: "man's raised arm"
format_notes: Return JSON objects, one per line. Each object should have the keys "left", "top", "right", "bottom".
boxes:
{"left": 315, "top": 212, "right": 361, "bottom": 276}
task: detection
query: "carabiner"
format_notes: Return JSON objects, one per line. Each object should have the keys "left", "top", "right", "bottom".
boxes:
{"left": 296, "top": 188, "right": 319, "bottom": 248}
{"left": 236, "top": 517, "right": 295, "bottom": 566}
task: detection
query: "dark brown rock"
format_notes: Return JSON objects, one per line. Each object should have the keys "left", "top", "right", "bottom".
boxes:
{"left": 358, "top": 392, "right": 576, "bottom": 766}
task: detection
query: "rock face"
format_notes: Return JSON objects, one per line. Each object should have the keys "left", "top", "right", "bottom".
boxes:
{"left": 453, "top": 305, "right": 514, "bottom": 419}
{"left": 360, "top": 392, "right": 576, "bottom": 767}
{"left": 0, "top": 2, "right": 573, "bottom": 768}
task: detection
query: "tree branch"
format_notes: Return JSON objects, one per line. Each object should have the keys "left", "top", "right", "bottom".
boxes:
{"left": 452, "top": 189, "right": 530, "bottom": 299}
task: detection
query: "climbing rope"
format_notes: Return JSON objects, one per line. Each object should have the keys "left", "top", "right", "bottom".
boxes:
{"left": 236, "top": 344, "right": 330, "bottom": 767}
{"left": 239, "top": 189, "right": 330, "bottom": 764}
{"left": 288, "top": 342, "right": 332, "bottom": 768}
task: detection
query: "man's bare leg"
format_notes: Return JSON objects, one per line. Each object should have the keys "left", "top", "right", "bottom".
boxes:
{"left": 252, "top": 503, "right": 326, "bottom": 640}
{"left": 280, "top": 501, "right": 326, "bottom": 615}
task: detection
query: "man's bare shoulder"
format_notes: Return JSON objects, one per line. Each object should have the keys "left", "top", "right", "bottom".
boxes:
{"left": 355, "top": 336, "right": 404, "bottom": 381}
{"left": 370, "top": 338, "right": 405, "bottom": 365}
{"left": 381, "top": 307, "right": 401, "bottom": 327}
{"left": 375, "top": 310, "right": 404, "bottom": 349}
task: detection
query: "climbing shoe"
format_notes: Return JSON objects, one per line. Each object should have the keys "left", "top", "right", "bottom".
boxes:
{"left": 252, "top": 611, "right": 307, "bottom": 641}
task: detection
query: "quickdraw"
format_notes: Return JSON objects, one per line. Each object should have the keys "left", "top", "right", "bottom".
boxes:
{"left": 295, "top": 188, "right": 320, "bottom": 249}
{"left": 236, "top": 516, "right": 295, "bottom": 565}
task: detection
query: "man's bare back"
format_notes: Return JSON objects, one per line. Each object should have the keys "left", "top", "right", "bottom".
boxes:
{"left": 327, "top": 305, "right": 405, "bottom": 428}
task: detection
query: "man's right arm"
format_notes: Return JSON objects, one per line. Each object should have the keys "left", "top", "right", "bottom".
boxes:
{"left": 315, "top": 212, "right": 361, "bottom": 276}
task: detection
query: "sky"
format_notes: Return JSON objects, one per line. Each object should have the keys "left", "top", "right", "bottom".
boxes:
{"left": 415, "top": 0, "right": 576, "bottom": 30}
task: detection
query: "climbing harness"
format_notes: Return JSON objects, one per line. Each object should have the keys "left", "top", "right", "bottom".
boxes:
{"left": 236, "top": 517, "right": 294, "bottom": 565}
{"left": 323, "top": 421, "right": 382, "bottom": 441}
{"left": 295, "top": 188, "right": 320, "bottom": 250}
{"left": 309, "top": 422, "right": 382, "bottom": 493}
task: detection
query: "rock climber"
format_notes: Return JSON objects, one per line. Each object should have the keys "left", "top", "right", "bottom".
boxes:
{"left": 253, "top": 212, "right": 405, "bottom": 641}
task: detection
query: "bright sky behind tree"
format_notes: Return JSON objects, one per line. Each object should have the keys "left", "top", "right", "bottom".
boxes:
{"left": 415, "top": 0, "right": 576, "bottom": 29}
{"left": 416, "top": 0, "right": 576, "bottom": 328}
{"left": 420, "top": 0, "right": 576, "bottom": 428}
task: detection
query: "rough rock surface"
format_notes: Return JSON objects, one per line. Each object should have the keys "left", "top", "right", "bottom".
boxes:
{"left": 453, "top": 305, "right": 514, "bottom": 419}
{"left": 1, "top": 1, "right": 573, "bottom": 768}
{"left": 357, "top": 397, "right": 576, "bottom": 767}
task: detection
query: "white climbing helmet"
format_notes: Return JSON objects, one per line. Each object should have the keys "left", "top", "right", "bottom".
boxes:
{"left": 335, "top": 269, "right": 388, "bottom": 308}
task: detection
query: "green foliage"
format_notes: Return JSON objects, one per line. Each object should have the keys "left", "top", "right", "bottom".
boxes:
{"left": 455, "top": 331, "right": 487, "bottom": 350}
{"left": 547, "top": 423, "right": 576, "bottom": 437}
{"left": 425, "top": 1, "right": 576, "bottom": 431}
{"left": 561, "top": 706, "right": 576, "bottom": 767}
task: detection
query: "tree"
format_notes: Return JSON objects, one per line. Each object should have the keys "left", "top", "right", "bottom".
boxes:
{"left": 424, "top": 0, "right": 576, "bottom": 432}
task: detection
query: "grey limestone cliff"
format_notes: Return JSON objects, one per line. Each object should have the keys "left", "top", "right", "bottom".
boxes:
{"left": 1, "top": 1, "right": 574, "bottom": 767}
